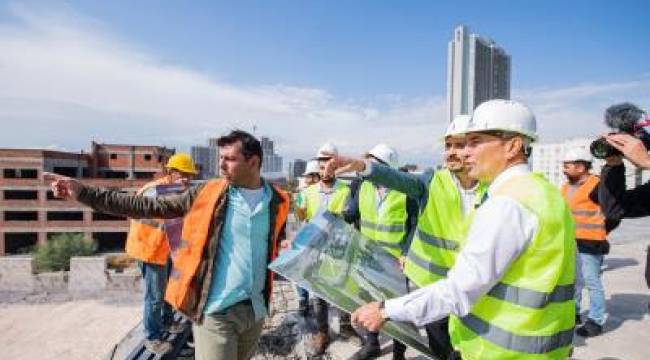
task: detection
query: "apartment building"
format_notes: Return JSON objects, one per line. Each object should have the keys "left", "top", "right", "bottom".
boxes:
{"left": 0, "top": 143, "right": 174, "bottom": 256}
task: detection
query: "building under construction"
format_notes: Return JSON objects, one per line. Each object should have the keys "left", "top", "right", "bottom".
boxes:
{"left": 0, "top": 142, "right": 174, "bottom": 256}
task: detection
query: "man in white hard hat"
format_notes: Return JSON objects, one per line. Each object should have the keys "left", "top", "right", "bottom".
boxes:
{"left": 328, "top": 100, "right": 576, "bottom": 360}
{"left": 295, "top": 142, "right": 352, "bottom": 355}
{"left": 343, "top": 144, "right": 418, "bottom": 360}
{"left": 561, "top": 147, "right": 617, "bottom": 337}
{"left": 318, "top": 116, "right": 487, "bottom": 359}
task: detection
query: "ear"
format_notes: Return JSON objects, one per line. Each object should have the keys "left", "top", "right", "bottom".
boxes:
{"left": 248, "top": 155, "right": 261, "bottom": 169}
{"left": 505, "top": 137, "right": 524, "bottom": 160}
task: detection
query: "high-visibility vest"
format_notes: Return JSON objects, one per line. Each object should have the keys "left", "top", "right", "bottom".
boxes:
{"left": 303, "top": 181, "right": 350, "bottom": 220}
{"left": 449, "top": 173, "right": 576, "bottom": 360}
{"left": 403, "top": 169, "right": 487, "bottom": 288}
{"left": 358, "top": 181, "right": 408, "bottom": 258}
{"left": 125, "top": 176, "right": 173, "bottom": 265}
{"left": 561, "top": 175, "right": 607, "bottom": 241}
{"left": 164, "top": 179, "right": 290, "bottom": 319}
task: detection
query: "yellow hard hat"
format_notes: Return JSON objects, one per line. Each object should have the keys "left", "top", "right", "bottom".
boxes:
{"left": 165, "top": 153, "right": 198, "bottom": 175}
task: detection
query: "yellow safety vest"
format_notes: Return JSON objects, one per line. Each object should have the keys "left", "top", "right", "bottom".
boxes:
{"left": 403, "top": 169, "right": 487, "bottom": 287}
{"left": 358, "top": 181, "right": 408, "bottom": 258}
{"left": 449, "top": 173, "right": 576, "bottom": 360}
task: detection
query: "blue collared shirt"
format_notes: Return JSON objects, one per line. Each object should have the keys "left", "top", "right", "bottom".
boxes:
{"left": 203, "top": 182, "right": 272, "bottom": 320}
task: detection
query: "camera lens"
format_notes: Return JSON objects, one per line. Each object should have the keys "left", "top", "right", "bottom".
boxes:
{"left": 590, "top": 137, "right": 621, "bottom": 159}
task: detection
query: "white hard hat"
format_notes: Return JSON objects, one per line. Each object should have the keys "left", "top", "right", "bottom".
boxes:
{"left": 445, "top": 115, "right": 472, "bottom": 138}
{"left": 315, "top": 142, "right": 338, "bottom": 160}
{"left": 367, "top": 144, "right": 399, "bottom": 169}
{"left": 563, "top": 147, "right": 593, "bottom": 163}
{"left": 302, "top": 160, "right": 320, "bottom": 176}
{"left": 467, "top": 99, "right": 537, "bottom": 141}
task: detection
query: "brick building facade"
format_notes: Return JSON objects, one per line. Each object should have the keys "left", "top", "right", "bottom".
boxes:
{"left": 0, "top": 143, "right": 174, "bottom": 256}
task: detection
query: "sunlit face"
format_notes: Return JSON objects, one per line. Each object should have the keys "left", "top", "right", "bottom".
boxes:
{"left": 462, "top": 132, "right": 511, "bottom": 182}
{"left": 304, "top": 173, "right": 320, "bottom": 186}
{"left": 444, "top": 135, "right": 468, "bottom": 173}
{"left": 562, "top": 162, "right": 588, "bottom": 182}
{"left": 219, "top": 141, "right": 259, "bottom": 186}
{"left": 318, "top": 159, "right": 334, "bottom": 183}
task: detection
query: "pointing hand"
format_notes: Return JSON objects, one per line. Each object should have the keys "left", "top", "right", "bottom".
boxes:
{"left": 43, "top": 172, "right": 83, "bottom": 200}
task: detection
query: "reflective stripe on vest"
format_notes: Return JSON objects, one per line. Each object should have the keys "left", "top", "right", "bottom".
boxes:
{"left": 358, "top": 181, "right": 408, "bottom": 257}
{"left": 403, "top": 169, "right": 487, "bottom": 288}
{"left": 125, "top": 177, "right": 172, "bottom": 265}
{"left": 449, "top": 173, "right": 576, "bottom": 360}
{"left": 487, "top": 283, "right": 574, "bottom": 309}
{"left": 164, "top": 180, "right": 290, "bottom": 320}
{"left": 561, "top": 175, "right": 606, "bottom": 241}
{"left": 458, "top": 314, "right": 575, "bottom": 355}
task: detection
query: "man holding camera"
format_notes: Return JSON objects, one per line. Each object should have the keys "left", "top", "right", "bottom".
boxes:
{"left": 600, "top": 132, "right": 650, "bottom": 216}
{"left": 597, "top": 103, "right": 650, "bottom": 306}
{"left": 591, "top": 103, "right": 650, "bottom": 219}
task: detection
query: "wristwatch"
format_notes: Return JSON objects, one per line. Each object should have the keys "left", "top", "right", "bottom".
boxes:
{"left": 379, "top": 300, "right": 391, "bottom": 322}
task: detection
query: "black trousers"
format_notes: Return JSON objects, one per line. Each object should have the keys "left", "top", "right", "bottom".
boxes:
{"left": 424, "top": 317, "right": 454, "bottom": 360}
{"left": 313, "top": 297, "right": 329, "bottom": 332}
{"left": 366, "top": 331, "right": 406, "bottom": 353}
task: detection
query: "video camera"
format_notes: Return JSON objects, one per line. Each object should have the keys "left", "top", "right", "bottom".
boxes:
{"left": 590, "top": 103, "right": 650, "bottom": 159}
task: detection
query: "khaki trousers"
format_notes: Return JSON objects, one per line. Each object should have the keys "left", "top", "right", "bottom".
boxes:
{"left": 193, "top": 301, "right": 265, "bottom": 360}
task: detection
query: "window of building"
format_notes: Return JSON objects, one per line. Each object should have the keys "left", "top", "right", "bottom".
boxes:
{"left": 3, "top": 169, "right": 17, "bottom": 178}
{"left": 4, "top": 190, "right": 38, "bottom": 200}
{"left": 110, "top": 153, "right": 117, "bottom": 160}
{"left": 134, "top": 171, "right": 154, "bottom": 180}
{"left": 53, "top": 167, "right": 77, "bottom": 177}
{"left": 47, "top": 211, "right": 84, "bottom": 221}
{"left": 102, "top": 171, "right": 128, "bottom": 179}
{"left": 4, "top": 233, "right": 38, "bottom": 254}
{"left": 4, "top": 211, "right": 39, "bottom": 221}
{"left": 93, "top": 232, "right": 127, "bottom": 252}
{"left": 46, "top": 190, "right": 63, "bottom": 201}
{"left": 19, "top": 169, "right": 38, "bottom": 178}
{"left": 144, "top": 154, "right": 152, "bottom": 161}
{"left": 92, "top": 212, "right": 126, "bottom": 221}
{"left": 158, "top": 155, "right": 163, "bottom": 163}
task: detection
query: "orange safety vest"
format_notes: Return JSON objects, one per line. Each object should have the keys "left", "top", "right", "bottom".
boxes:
{"left": 125, "top": 176, "right": 174, "bottom": 265}
{"left": 165, "top": 179, "right": 290, "bottom": 319}
{"left": 561, "top": 174, "right": 607, "bottom": 241}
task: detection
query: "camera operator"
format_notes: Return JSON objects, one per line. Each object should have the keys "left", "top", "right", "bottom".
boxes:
{"left": 597, "top": 103, "right": 650, "bottom": 298}
{"left": 598, "top": 103, "right": 650, "bottom": 218}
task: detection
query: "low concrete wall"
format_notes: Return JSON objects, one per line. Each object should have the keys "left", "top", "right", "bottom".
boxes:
{"left": 0, "top": 255, "right": 143, "bottom": 296}
{"left": 106, "top": 268, "right": 141, "bottom": 292}
{"left": 0, "top": 256, "right": 35, "bottom": 292}
{"left": 68, "top": 257, "right": 107, "bottom": 296}
{"left": 34, "top": 272, "right": 68, "bottom": 293}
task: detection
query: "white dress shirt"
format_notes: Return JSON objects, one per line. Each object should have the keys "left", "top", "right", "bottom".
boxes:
{"left": 385, "top": 164, "right": 540, "bottom": 326}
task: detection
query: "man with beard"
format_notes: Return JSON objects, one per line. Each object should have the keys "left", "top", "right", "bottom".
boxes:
{"left": 561, "top": 147, "right": 617, "bottom": 337}
{"left": 321, "top": 116, "right": 487, "bottom": 360}
{"left": 331, "top": 100, "right": 576, "bottom": 360}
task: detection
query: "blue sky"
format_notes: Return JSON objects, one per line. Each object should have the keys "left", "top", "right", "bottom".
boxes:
{"left": 0, "top": 0, "right": 649, "bottom": 165}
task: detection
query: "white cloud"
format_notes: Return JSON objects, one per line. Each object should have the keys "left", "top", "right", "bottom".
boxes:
{"left": 0, "top": 3, "right": 648, "bottom": 168}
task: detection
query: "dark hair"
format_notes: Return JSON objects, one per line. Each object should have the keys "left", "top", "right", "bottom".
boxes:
{"left": 217, "top": 130, "right": 263, "bottom": 168}
{"left": 575, "top": 160, "right": 592, "bottom": 171}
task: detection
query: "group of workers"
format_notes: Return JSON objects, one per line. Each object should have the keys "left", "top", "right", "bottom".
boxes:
{"left": 46, "top": 98, "right": 622, "bottom": 360}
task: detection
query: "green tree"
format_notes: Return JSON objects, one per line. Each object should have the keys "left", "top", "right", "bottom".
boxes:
{"left": 33, "top": 233, "right": 97, "bottom": 272}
